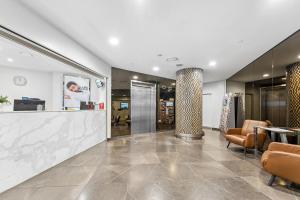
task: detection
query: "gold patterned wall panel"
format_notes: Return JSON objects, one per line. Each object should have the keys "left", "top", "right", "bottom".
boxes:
{"left": 175, "top": 68, "right": 204, "bottom": 139}
{"left": 286, "top": 62, "right": 300, "bottom": 128}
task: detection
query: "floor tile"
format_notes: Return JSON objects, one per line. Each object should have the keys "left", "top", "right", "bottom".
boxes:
{"left": 1, "top": 129, "right": 299, "bottom": 200}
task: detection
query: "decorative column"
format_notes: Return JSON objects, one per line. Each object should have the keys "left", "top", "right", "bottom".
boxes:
{"left": 286, "top": 62, "right": 300, "bottom": 127}
{"left": 175, "top": 68, "right": 204, "bottom": 140}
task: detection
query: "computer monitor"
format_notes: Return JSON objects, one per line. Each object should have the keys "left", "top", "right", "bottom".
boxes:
{"left": 120, "top": 102, "right": 129, "bottom": 110}
{"left": 14, "top": 99, "right": 45, "bottom": 111}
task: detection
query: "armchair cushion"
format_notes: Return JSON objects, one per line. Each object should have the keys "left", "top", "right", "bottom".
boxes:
{"left": 244, "top": 132, "right": 267, "bottom": 148}
{"left": 241, "top": 120, "right": 268, "bottom": 136}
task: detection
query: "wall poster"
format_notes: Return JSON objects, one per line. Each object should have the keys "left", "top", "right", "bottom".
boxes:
{"left": 63, "top": 75, "right": 90, "bottom": 110}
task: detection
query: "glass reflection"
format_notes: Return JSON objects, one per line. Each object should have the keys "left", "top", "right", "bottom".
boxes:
{"left": 227, "top": 30, "right": 300, "bottom": 144}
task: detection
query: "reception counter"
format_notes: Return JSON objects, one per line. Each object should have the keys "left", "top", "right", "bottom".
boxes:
{"left": 0, "top": 110, "right": 106, "bottom": 192}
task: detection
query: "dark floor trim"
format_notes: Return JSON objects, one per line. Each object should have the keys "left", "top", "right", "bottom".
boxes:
{"left": 203, "top": 127, "right": 220, "bottom": 131}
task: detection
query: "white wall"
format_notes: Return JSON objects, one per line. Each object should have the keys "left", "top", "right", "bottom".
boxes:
{"left": 0, "top": 0, "right": 112, "bottom": 138}
{"left": 203, "top": 81, "right": 226, "bottom": 128}
{"left": 0, "top": 66, "right": 53, "bottom": 110}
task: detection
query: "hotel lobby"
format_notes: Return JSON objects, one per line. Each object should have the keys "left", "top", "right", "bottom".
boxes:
{"left": 1, "top": 1, "right": 300, "bottom": 200}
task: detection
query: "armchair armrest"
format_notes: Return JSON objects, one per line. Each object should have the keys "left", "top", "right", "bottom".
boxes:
{"left": 245, "top": 132, "right": 266, "bottom": 148}
{"left": 226, "top": 128, "right": 242, "bottom": 135}
{"left": 268, "top": 142, "right": 300, "bottom": 155}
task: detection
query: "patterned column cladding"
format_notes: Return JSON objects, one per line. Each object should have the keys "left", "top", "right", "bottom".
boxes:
{"left": 286, "top": 62, "right": 300, "bottom": 128}
{"left": 175, "top": 68, "right": 205, "bottom": 139}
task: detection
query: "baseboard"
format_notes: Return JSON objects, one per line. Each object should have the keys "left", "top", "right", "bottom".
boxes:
{"left": 203, "top": 126, "right": 220, "bottom": 131}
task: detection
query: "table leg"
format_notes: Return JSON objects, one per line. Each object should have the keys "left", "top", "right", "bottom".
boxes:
{"left": 271, "top": 131, "right": 276, "bottom": 142}
{"left": 297, "top": 135, "right": 300, "bottom": 145}
{"left": 280, "top": 133, "right": 288, "bottom": 143}
{"left": 254, "top": 127, "right": 258, "bottom": 157}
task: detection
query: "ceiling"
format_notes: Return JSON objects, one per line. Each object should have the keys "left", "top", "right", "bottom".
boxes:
{"left": 229, "top": 30, "right": 300, "bottom": 82}
{"left": 19, "top": 0, "right": 300, "bottom": 82}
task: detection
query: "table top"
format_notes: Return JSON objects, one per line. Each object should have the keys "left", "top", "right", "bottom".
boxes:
{"left": 254, "top": 126, "right": 300, "bottom": 136}
{"left": 254, "top": 126, "right": 294, "bottom": 133}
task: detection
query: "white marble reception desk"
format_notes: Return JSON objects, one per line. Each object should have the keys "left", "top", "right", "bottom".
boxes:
{"left": 0, "top": 110, "right": 106, "bottom": 193}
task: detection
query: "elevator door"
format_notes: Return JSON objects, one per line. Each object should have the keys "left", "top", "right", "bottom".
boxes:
{"left": 131, "top": 81, "right": 156, "bottom": 134}
{"left": 261, "top": 86, "right": 286, "bottom": 127}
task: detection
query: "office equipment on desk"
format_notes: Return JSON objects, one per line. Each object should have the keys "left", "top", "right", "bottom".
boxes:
{"left": 14, "top": 99, "right": 45, "bottom": 111}
{"left": 80, "top": 101, "right": 89, "bottom": 110}
{"left": 80, "top": 101, "right": 95, "bottom": 110}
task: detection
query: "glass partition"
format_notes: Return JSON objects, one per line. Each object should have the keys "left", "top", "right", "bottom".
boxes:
{"left": 227, "top": 30, "right": 300, "bottom": 143}
{"left": 0, "top": 31, "right": 106, "bottom": 112}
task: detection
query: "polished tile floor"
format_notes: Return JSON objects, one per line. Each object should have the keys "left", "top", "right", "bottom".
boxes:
{"left": 1, "top": 129, "right": 300, "bottom": 200}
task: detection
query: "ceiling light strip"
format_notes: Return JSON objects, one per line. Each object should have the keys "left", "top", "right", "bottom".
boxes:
{"left": 0, "top": 25, "right": 106, "bottom": 78}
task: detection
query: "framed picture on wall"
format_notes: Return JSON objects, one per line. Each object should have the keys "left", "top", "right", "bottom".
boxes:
{"left": 63, "top": 75, "right": 90, "bottom": 110}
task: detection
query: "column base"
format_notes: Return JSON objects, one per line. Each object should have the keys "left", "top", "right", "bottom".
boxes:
{"left": 175, "top": 131, "right": 205, "bottom": 140}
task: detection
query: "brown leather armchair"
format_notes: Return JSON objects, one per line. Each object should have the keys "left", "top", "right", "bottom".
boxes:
{"left": 261, "top": 142, "right": 300, "bottom": 186}
{"left": 225, "top": 120, "right": 268, "bottom": 155}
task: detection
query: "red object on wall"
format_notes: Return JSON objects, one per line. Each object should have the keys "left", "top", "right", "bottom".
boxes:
{"left": 99, "top": 103, "right": 104, "bottom": 110}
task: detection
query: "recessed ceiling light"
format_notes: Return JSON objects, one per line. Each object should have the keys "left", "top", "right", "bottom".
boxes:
{"left": 7, "top": 58, "right": 13, "bottom": 62}
{"left": 108, "top": 37, "right": 119, "bottom": 46}
{"left": 166, "top": 57, "right": 179, "bottom": 62}
{"left": 133, "top": 75, "right": 138, "bottom": 80}
{"left": 171, "top": 83, "right": 176, "bottom": 86}
{"left": 153, "top": 66, "right": 160, "bottom": 71}
{"left": 298, "top": 55, "right": 300, "bottom": 59}
{"left": 19, "top": 51, "right": 33, "bottom": 57}
{"left": 209, "top": 61, "right": 217, "bottom": 67}
{"left": 263, "top": 73, "right": 270, "bottom": 78}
